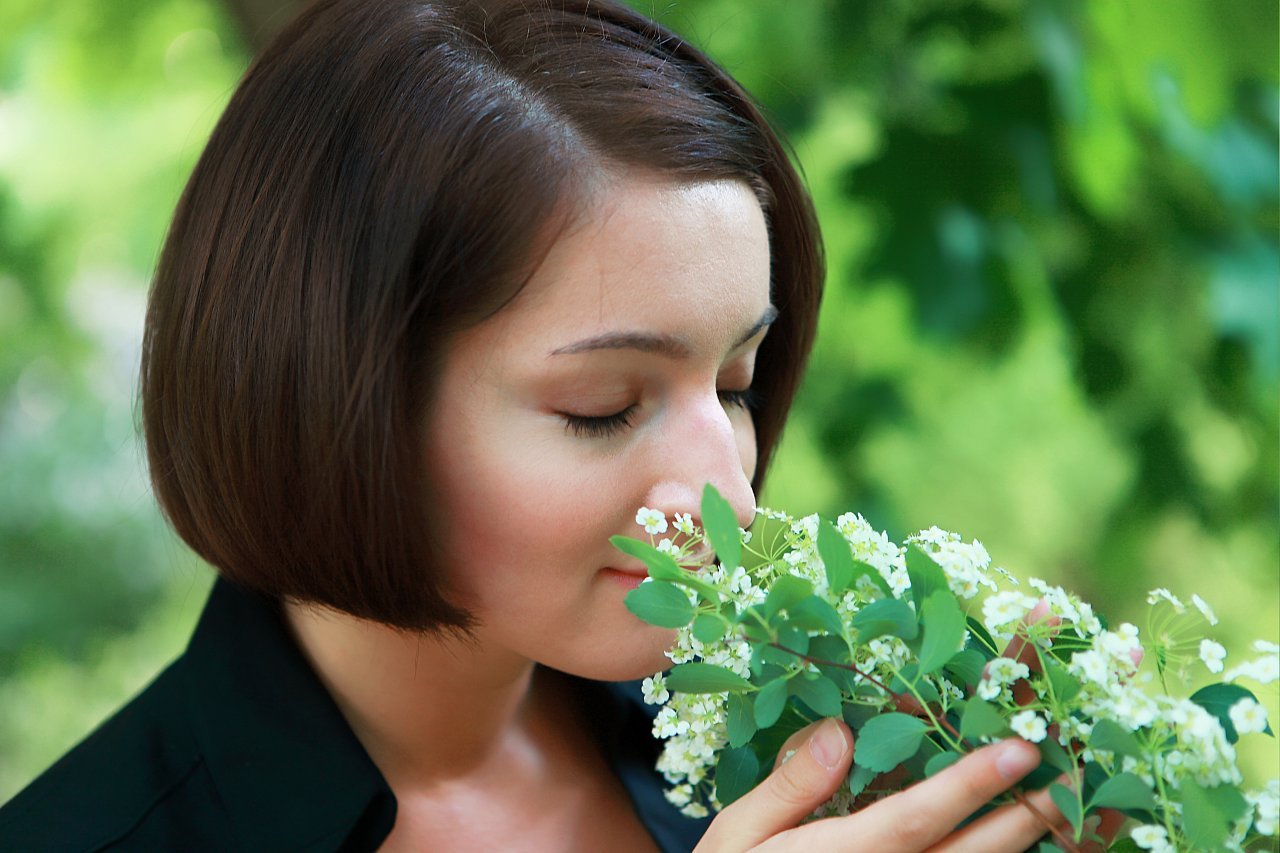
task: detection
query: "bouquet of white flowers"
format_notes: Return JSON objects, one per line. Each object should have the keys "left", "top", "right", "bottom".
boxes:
{"left": 618, "top": 486, "right": 1279, "bottom": 853}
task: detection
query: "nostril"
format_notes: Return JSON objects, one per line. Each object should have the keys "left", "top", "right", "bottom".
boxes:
{"left": 681, "top": 540, "right": 714, "bottom": 569}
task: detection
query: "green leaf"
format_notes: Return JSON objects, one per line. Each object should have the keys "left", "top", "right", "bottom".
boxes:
{"left": 817, "top": 519, "right": 856, "bottom": 594}
{"left": 842, "top": 701, "right": 879, "bottom": 731}
{"left": 1105, "top": 840, "right": 1142, "bottom": 853}
{"left": 1049, "top": 783, "right": 1082, "bottom": 834}
{"left": 701, "top": 483, "right": 741, "bottom": 571}
{"left": 1036, "top": 843, "right": 1066, "bottom": 853}
{"left": 727, "top": 693, "right": 757, "bottom": 748}
{"left": 1087, "top": 772, "right": 1155, "bottom": 812}
{"left": 714, "top": 745, "right": 761, "bottom": 806}
{"left": 1043, "top": 658, "right": 1082, "bottom": 705}
{"left": 610, "top": 534, "right": 682, "bottom": 577}
{"left": 924, "top": 751, "right": 962, "bottom": 777}
{"left": 905, "top": 545, "right": 949, "bottom": 613}
{"left": 665, "top": 662, "right": 752, "bottom": 694}
{"left": 754, "top": 677, "right": 789, "bottom": 728}
{"left": 1037, "top": 736, "right": 1076, "bottom": 775}
{"left": 791, "top": 672, "right": 844, "bottom": 717}
{"left": 850, "top": 598, "right": 918, "bottom": 642}
{"left": 917, "top": 589, "right": 966, "bottom": 675}
{"left": 612, "top": 535, "right": 720, "bottom": 601}
{"left": 764, "top": 575, "right": 813, "bottom": 617}
{"left": 1089, "top": 719, "right": 1144, "bottom": 759}
{"left": 1190, "top": 682, "right": 1275, "bottom": 743}
{"left": 888, "top": 663, "right": 939, "bottom": 704}
{"left": 959, "top": 698, "right": 1007, "bottom": 740}
{"left": 691, "top": 612, "right": 725, "bottom": 644}
{"left": 965, "top": 616, "right": 999, "bottom": 659}
{"left": 1046, "top": 632, "right": 1092, "bottom": 662}
{"left": 853, "top": 713, "right": 927, "bottom": 773}
{"left": 943, "top": 648, "right": 986, "bottom": 687}
{"left": 788, "top": 595, "right": 845, "bottom": 637}
{"left": 624, "top": 581, "right": 694, "bottom": 628}
{"left": 808, "top": 635, "right": 852, "bottom": 666}
{"left": 847, "top": 762, "right": 878, "bottom": 798}
{"left": 1180, "top": 779, "right": 1249, "bottom": 850}
{"left": 851, "top": 560, "right": 895, "bottom": 598}
{"left": 777, "top": 624, "right": 810, "bottom": 657}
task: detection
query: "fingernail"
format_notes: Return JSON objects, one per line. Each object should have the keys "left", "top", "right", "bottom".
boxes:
{"left": 809, "top": 719, "right": 848, "bottom": 770}
{"left": 995, "top": 740, "right": 1038, "bottom": 780}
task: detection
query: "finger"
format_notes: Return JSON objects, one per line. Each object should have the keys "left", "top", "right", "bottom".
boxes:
{"left": 931, "top": 778, "right": 1070, "bottom": 852}
{"left": 698, "top": 718, "right": 852, "bottom": 852}
{"left": 780, "top": 739, "right": 1042, "bottom": 853}
{"left": 772, "top": 722, "right": 820, "bottom": 772}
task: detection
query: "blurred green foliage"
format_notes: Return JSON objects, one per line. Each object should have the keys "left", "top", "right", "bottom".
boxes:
{"left": 1, "top": 0, "right": 1276, "bottom": 802}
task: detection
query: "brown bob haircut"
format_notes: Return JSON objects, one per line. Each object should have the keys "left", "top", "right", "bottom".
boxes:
{"left": 142, "top": 0, "right": 824, "bottom": 632}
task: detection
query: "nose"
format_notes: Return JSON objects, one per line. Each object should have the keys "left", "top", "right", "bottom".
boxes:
{"left": 642, "top": 390, "right": 757, "bottom": 539}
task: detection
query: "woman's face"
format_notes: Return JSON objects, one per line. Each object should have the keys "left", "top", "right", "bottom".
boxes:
{"left": 422, "top": 174, "right": 772, "bottom": 680}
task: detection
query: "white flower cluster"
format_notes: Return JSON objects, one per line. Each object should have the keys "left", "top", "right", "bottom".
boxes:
{"left": 907, "top": 526, "right": 999, "bottom": 600}
{"left": 629, "top": 507, "right": 1280, "bottom": 845}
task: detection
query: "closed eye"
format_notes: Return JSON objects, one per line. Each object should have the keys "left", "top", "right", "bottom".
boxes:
{"left": 561, "top": 388, "right": 758, "bottom": 439}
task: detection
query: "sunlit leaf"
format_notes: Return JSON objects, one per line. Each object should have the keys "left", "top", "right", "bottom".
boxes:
{"left": 666, "top": 662, "right": 752, "bottom": 694}
{"left": 854, "top": 713, "right": 926, "bottom": 772}
{"left": 624, "top": 581, "right": 693, "bottom": 628}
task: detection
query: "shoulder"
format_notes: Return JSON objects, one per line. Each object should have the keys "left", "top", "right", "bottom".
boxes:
{"left": 0, "top": 657, "right": 237, "bottom": 851}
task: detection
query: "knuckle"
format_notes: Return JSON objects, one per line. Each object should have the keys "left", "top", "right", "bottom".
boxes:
{"left": 958, "top": 761, "right": 997, "bottom": 803}
{"left": 888, "top": 808, "right": 936, "bottom": 849}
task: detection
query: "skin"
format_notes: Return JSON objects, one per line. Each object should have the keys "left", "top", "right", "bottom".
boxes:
{"left": 285, "top": 173, "right": 1106, "bottom": 851}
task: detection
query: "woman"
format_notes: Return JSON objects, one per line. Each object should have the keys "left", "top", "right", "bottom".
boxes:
{"left": 0, "top": 0, "right": 1099, "bottom": 849}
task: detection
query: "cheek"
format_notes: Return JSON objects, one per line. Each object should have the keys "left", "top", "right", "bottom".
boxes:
{"left": 425, "top": 414, "right": 604, "bottom": 594}
{"left": 735, "top": 409, "right": 759, "bottom": 482}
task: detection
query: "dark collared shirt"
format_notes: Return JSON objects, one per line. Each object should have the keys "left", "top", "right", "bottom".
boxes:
{"left": 0, "top": 578, "right": 711, "bottom": 851}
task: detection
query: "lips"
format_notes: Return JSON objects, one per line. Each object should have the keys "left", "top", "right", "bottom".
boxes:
{"left": 603, "top": 543, "right": 716, "bottom": 589}
{"left": 602, "top": 567, "right": 648, "bottom": 590}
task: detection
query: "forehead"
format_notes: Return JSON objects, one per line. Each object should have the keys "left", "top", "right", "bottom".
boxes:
{"left": 490, "top": 175, "right": 772, "bottom": 356}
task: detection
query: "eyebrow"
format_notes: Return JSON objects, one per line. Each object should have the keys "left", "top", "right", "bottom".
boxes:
{"left": 549, "top": 304, "right": 779, "bottom": 359}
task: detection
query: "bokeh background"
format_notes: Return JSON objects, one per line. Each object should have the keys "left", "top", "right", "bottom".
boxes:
{"left": 1, "top": 0, "right": 1276, "bottom": 802}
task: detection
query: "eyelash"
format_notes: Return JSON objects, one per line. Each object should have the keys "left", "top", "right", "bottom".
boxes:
{"left": 562, "top": 389, "right": 759, "bottom": 439}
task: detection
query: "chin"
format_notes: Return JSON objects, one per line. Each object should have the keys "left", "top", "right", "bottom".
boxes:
{"left": 555, "top": 622, "right": 677, "bottom": 682}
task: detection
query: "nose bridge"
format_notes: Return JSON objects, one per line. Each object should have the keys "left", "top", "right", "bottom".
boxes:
{"left": 645, "top": 392, "right": 756, "bottom": 532}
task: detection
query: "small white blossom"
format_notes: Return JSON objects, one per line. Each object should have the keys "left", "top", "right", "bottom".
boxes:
{"left": 1247, "top": 781, "right": 1279, "bottom": 835}
{"left": 673, "top": 512, "right": 695, "bottom": 536}
{"left": 636, "top": 507, "right": 668, "bottom": 535}
{"left": 1010, "top": 710, "right": 1048, "bottom": 743}
{"left": 1200, "top": 639, "right": 1227, "bottom": 674}
{"left": 1070, "top": 650, "right": 1110, "bottom": 684}
{"left": 983, "top": 591, "right": 1038, "bottom": 630}
{"left": 1228, "top": 698, "right": 1268, "bottom": 735}
{"left": 1147, "top": 588, "right": 1185, "bottom": 612}
{"left": 642, "top": 674, "right": 670, "bottom": 705}
{"left": 986, "top": 657, "right": 1030, "bottom": 684}
{"left": 976, "top": 679, "right": 1003, "bottom": 701}
{"left": 1131, "top": 824, "right": 1171, "bottom": 851}
{"left": 1223, "top": 654, "right": 1279, "bottom": 685}
{"left": 1190, "top": 593, "right": 1218, "bottom": 626}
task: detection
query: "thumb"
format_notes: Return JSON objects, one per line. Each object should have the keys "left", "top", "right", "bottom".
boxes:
{"left": 698, "top": 718, "right": 852, "bottom": 851}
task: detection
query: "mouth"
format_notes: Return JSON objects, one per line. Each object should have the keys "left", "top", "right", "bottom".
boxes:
{"left": 601, "top": 567, "right": 648, "bottom": 590}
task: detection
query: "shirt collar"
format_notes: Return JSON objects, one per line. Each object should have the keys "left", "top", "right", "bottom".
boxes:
{"left": 179, "top": 577, "right": 396, "bottom": 851}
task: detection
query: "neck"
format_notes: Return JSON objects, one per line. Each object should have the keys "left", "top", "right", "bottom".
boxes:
{"left": 283, "top": 601, "right": 542, "bottom": 785}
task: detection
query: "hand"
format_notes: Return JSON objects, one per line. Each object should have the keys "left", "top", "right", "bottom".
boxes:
{"left": 696, "top": 718, "right": 1075, "bottom": 852}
